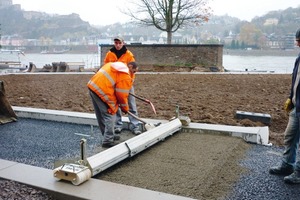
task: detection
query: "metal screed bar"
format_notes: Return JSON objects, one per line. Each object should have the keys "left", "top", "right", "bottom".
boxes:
{"left": 87, "top": 118, "right": 182, "bottom": 176}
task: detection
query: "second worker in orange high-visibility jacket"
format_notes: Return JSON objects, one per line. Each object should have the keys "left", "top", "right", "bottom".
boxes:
{"left": 104, "top": 36, "right": 141, "bottom": 135}
{"left": 104, "top": 36, "right": 135, "bottom": 65}
{"left": 87, "top": 62, "right": 138, "bottom": 148}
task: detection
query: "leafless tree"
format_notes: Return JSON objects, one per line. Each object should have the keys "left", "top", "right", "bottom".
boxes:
{"left": 124, "top": 0, "right": 212, "bottom": 44}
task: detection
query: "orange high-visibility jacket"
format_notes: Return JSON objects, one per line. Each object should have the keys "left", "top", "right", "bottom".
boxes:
{"left": 87, "top": 62, "right": 133, "bottom": 114}
{"left": 104, "top": 49, "right": 135, "bottom": 65}
{"left": 104, "top": 48, "right": 136, "bottom": 80}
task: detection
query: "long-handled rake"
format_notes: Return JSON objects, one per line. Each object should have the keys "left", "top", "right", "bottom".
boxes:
{"left": 129, "top": 92, "right": 156, "bottom": 114}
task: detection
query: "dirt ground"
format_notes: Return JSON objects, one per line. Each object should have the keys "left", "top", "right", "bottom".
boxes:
{"left": 0, "top": 73, "right": 291, "bottom": 146}
{"left": 0, "top": 73, "right": 292, "bottom": 199}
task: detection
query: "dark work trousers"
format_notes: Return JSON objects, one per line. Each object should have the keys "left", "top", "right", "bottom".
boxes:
{"left": 89, "top": 90, "right": 115, "bottom": 144}
{"left": 115, "top": 86, "right": 139, "bottom": 131}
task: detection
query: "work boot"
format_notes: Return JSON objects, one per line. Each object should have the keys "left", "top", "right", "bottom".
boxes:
{"left": 269, "top": 165, "right": 294, "bottom": 176}
{"left": 115, "top": 127, "right": 122, "bottom": 134}
{"left": 132, "top": 129, "right": 142, "bottom": 135}
{"left": 284, "top": 170, "right": 300, "bottom": 184}
{"left": 102, "top": 141, "right": 117, "bottom": 148}
{"left": 114, "top": 134, "right": 120, "bottom": 140}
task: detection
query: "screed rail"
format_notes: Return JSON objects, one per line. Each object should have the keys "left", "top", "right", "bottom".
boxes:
{"left": 88, "top": 118, "right": 182, "bottom": 176}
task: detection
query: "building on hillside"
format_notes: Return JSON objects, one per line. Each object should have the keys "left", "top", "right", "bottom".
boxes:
{"left": 266, "top": 34, "right": 295, "bottom": 50}
{"left": 0, "top": 0, "right": 20, "bottom": 10}
{"left": 1, "top": 34, "right": 24, "bottom": 46}
{"left": 264, "top": 18, "right": 279, "bottom": 26}
{"left": 0, "top": 0, "right": 12, "bottom": 8}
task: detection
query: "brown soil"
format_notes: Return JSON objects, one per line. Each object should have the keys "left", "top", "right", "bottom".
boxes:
{"left": 0, "top": 73, "right": 290, "bottom": 199}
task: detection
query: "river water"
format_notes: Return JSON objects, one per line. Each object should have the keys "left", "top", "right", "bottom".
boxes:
{"left": 223, "top": 55, "right": 295, "bottom": 73}
{"left": 0, "top": 52, "right": 298, "bottom": 74}
{"left": 18, "top": 53, "right": 101, "bottom": 69}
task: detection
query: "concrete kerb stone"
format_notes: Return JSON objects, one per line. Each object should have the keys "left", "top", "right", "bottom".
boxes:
{"left": 12, "top": 106, "right": 168, "bottom": 131}
{"left": 0, "top": 159, "right": 194, "bottom": 200}
{"left": 182, "top": 123, "right": 271, "bottom": 146}
{"left": 235, "top": 110, "right": 271, "bottom": 125}
{"left": 12, "top": 106, "right": 99, "bottom": 126}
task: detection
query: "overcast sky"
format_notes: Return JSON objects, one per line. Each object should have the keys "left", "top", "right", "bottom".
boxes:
{"left": 13, "top": 0, "right": 300, "bottom": 26}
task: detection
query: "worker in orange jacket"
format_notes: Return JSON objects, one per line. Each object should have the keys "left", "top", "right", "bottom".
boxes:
{"left": 104, "top": 36, "right": 135, "bottom": 64}
{"left": 87, "top": 61, "right": 138, "bottom": 148}
{"left": 104, "top": 36, "right": 141, "bottom": 135}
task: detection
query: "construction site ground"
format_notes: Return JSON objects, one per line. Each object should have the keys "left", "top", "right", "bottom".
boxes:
{"left": 0, "top": 73, "right": 292, "bottom": 146}
{"left": 1, "top": 116, "right": 300, "bottom": 200}
{"left": 0, "top": 73, "right": 299, "bottom": 199}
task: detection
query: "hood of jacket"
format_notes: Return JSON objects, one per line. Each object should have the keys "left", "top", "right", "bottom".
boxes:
{"left": 110, "top": 62, "right": 129, "bottom": 74}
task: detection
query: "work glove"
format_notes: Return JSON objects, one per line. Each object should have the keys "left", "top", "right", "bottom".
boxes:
{"left": 284, "top": 98, "right": 293, "bottom": 113}
{"left": 121, "top": 109, "right": 128, "bottom": 114}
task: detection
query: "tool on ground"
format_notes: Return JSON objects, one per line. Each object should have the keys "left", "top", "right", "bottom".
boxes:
{"left": 0, "top": 80, "right": 18, "bottom": 124}
{"left": 129, "top": 92, "right": 156, "bottom": 114}
{"left": 53, "top": 138, "right": 92, "bottom": 185}
{"left": 175, "top": 105, "right": 191, "bottom": 126}
{"left": 127, "top": 111, "right": 161, "bottom": 131}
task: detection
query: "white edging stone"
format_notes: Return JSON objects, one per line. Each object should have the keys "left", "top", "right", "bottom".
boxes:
{"left": 182, "top": 123, "right": 271, "bottom": 146}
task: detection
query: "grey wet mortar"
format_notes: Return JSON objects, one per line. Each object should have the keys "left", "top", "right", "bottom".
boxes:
{"left": 1, "top": 118, "right": 300, "bottom": 199}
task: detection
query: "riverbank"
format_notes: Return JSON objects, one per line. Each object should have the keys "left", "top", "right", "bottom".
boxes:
{"left": 225, "top": 49, "right": 299, "bottom": 57}
{"left": 3, "top": 44, "right": 299, "bottom": 58}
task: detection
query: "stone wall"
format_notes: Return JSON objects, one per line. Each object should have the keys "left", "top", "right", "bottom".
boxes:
{"left": 100, "top": 44, "right": 224, "bottom": 72}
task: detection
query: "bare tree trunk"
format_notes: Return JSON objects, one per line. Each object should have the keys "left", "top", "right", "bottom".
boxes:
{"left": 167, "top": 31, "right": 172, "bottom": 44}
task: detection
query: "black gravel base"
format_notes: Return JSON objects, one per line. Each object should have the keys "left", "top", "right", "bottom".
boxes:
{"left": 0, "top": 118, "right": 101, "bottom": 169}
{"left": 224, "top": 145, "right": 300, "bottom": 200}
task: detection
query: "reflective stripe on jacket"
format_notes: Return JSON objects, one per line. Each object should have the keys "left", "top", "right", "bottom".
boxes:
{"left": 87, "top": 62, "right": 133, "bottom": 114}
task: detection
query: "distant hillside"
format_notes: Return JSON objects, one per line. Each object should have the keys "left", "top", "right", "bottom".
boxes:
{"left": 251, "top": 6, "right": 300, "bottom": 35}
{"left": 0, "top": 5, "right": 99, "bottom": 40}
{"left": 0, "top": 4, "right": 300, "bottom": 43}
{"left": 199, "top": 6, "right": 300, "bottom": 38}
